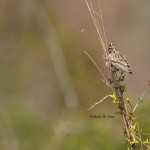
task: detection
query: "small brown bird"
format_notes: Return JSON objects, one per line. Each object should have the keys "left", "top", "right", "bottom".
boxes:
{"left": 106, "top": 43, "right": 132, "bottom": 74}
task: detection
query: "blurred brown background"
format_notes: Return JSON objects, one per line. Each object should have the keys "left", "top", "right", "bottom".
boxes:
{"left": 0, "top": 0, "right": 150, "bottom": 149}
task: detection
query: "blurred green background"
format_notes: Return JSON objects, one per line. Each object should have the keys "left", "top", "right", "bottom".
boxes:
{"left": 0, "top": 0, "right": 150, "bottom": 149}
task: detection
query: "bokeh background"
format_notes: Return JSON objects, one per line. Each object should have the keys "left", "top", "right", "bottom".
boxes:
{"left": 0, "top": 0, "right": 150, "bottom": 149}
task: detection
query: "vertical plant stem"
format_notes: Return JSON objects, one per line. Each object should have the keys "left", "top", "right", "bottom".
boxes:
{"left": 111, "top": 70, "right": 138, "bottom": 150}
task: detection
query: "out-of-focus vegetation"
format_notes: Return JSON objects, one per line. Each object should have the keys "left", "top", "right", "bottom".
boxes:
{"left": 0, "top": 0, "right": 150, "bottom": 149}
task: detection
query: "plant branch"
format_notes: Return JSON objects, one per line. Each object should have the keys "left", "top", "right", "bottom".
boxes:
{"left": 84, "top": 51, "right": 109, "bottom": 86}
{"left": 87, "top": 95, "right": 109, "bottom": 110}
{"left": 133, "top": 85, "right": 149, "bottom": 113}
